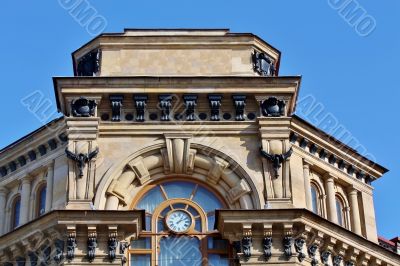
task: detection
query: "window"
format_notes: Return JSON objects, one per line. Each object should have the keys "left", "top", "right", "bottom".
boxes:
{"left": 311, "top": 184, "right": 320, "bottom": 215}
{"left": 336, "top": 197, "right": 345, "bottom": 227}
{"left": 131, "top": 180, "right": 231, "bottom": 266}
{"left": 37, "top": 185, "right": 47, "bottom": 217}
{"left": 12, "top": 197, "right": 21, "bottom": 229}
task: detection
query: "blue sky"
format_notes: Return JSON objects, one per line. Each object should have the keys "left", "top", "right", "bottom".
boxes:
{"left": 0, "top": 1, "right": 399, "bottom": 238}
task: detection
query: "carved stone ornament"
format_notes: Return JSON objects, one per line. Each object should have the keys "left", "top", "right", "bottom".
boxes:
{"left": 321, "top": 250, "right": 331, "bottom": 266}
{"left": 71, "top": 97, "right": 97, "bottom": 117}
{"left": 283, "top": 235, "right": 293, "bottom": 259}
{"left": 333, "top": 255, "right": 343, "bottom": 266}
{"left": 252, "top": 50, "right": 276, "bottom": 77}
{"left": 134, "top": 95, "right": 148, "bottom": 122}
{"left": 345, "top": 261, "right": 355, "bottom": 266}
{"left": 263, "top": 236, "right": 273, "bottom": 261}
{"left": 87, "top": 234, "right": 97, "bottom": 262}
{"left": 159, "top": 94, "right": 172, "bottom": 121}
{"left": 66, "top": 235, "right": 77, "bottom": 261}
{"left": 232, "top": 95, "right": 246, "bottom": 121}
{"left": 242, "top": 236, "right": 252, "bottom": 259}
{"left": 110, "top": 95, "right": 124, "bottom": 122}
{"left": 260, "top": 147, "right": 293, "bottom": 178}
{"left": 308, "top": 244, "right": 319, "bottom": 266}
{"left": 183, "top": 94, "right": 197, "bottom": 121}
{"left": 294, "top": 238, "right": 306, "bottom": 262}
{"left": 208, "top": 94, "right": 222, "bottom": 121}
{"left": 54, "top": 239, "right": 65, "bottom": 264}
{"left": 261, "top": 97, "right": 286, "bottom": 117}
{"left": 108, "top": 233, "right": 118, "bottom": 262}
{"left": 42, "top": 245, "right": 51, "bottom": 265}
{"left": 66, "top": 147, "right": 99, "bottom": 178}
{"left": 77, "top": 49, "right": 100, "bottom": 76}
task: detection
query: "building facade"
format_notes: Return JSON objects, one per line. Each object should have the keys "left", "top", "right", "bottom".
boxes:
{"left": 0, "top": 29, "right": 399, "bottom": 266}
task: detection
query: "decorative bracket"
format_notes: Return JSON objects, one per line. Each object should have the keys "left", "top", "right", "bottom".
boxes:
{"left": 127, "top": 157, "right": 150, "bottom": 185}
{"left": 66, "top": 226, "right": 77, "bottom": 261}
{"left": 159, "top": 94, "right": 172, "bottom": 121}
{"left": 208, "top": 94, "right": 222, "bottom": 121}
{"left": 232, "top": 95, "right": 246, "bottom": 121}
{"left": 294, "top": 238, "right": 306, "bottom": 262}
{"left": 242, "top": 225, "right": 252, "bottom": 259}
{"left": 283, "top": 226, "right": 293, "bottom": 259}
{"left": 134, "top": 95, "right": 148, "bottom": 122}
{"left": 87, "top": 226, "right": 97, "bottom": 262}
{"left": 183, "top": 94, "right": 197, "bottom": 121}
{"left": 263, "top": 225, "right": 273, "bottom": 261}
{"left": 108, "top": 226, "right": 118, "bottom": 262}
{"left": 120, "top": 241, "right": 130, "bottom": 266}
{"left": 207, "top": 156, "right": 230, "bottom": 184}
{"left": 227, "top": 179, "right": 251, "bottom": 204}
{"left": 110, "top": 95, "right": 124, "bottom": 122}
{"left": 54, "top": 239, "right": 65, "bottom": 264}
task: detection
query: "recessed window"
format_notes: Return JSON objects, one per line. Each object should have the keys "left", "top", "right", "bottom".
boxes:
{"left": 336, "top": 197, "right": 345, "bottom": 227}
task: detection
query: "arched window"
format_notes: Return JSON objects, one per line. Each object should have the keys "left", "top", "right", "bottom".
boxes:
{"left": 336, "top": 196, "right": 345, "bottom": 227}
{"left": 37, "top": 185, "right": 47, "bottom": 217}
{"left": 131, "top": 180, "right": 230, "bottom": 266}
{"left": 311, "top": 184, "right": 320, "bottom": 215}
{"left": 12, "top": 197, "right": 21, "bottom": 229}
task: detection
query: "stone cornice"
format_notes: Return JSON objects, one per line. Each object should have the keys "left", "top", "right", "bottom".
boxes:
{"left": 216, "top": 209, "right": 400, "bottom": 265}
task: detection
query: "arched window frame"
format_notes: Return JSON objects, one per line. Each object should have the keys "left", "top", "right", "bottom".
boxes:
{"left": 36, "top": 182, "right": 47, "bottom": 217}
{"left": 129, "top": 178, "right": 231, "bottom": 266}
{"left": 335, "top": 193, "right": 350, "bottom": 229}
{"left": 310, "top": 181, "right": 326, "bottom": 218}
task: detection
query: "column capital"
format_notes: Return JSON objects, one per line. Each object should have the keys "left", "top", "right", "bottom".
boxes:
{"left": 324, "top": 172, "right": 337, "bottom": 182}
{"left": 303, "top": 159, "right": 313, "bottom": 168}
{"left": 47, "top": 161, "right": 55, "bottom": 171}
{"left": 21, "top": 175, "right": 33, "bottom": 184}
{"left": 347, "top": 185, "right": 358, "bottom": 194}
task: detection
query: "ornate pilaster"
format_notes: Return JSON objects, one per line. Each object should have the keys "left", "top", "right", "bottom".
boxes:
{"left": 20, "top": 176, "right": 32, "bottom": 225}
{"left": 65, "top": 110, "right": 100, "bottom": 209}
{"left": 348, "top": 186, "right": 362, "bottom": 235}
{"left": 258, "top": 114, "right": 292, "bottom": 203}
{"left": 45, "top": 162, "right": 54, "bottom": 212}
{"left": 325, "top": 173, "right": 338, "bottom": 223}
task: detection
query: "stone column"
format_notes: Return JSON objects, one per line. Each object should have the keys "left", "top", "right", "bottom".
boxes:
{"left": 20, "top": 177, "right": 32, "bottom": 225}
{"left": 325, "top": 174, "right": 338, "bottom": 224}
{"left": 303, "top": 160, "right": 312, "bottom": 210}
{"left": 45, "top": 162, "right": 54, "bottom": 212}
{"left": 348, "top": 188, "right": 362, "bottom": 235}
{"left": 0, "top": 187, "right": 8, "bottom": 235}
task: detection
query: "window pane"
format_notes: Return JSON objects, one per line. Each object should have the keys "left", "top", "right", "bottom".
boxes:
{"left": 159, "top": 236, "right": 202, "bottom": 266}
{"left": 207, "top": 214, "right": 216, "bottom": 232}
{"left": 137, "top": 186, "right": 165, "bottom": 213}
{"left": 130, "top": 254, "right": 151, "bottom": 266}
{"left": 13, "top": 199, "right": 21, "bottom": 228}
{"left": 163, "top": 182, "right": 195, "bottom": 199}
{"left": 39, "top": 187, "right": 46, "bottom": 216}
{"left": 194, "top": 218, "right": 201, "bottom": 232}
{"left": 311, "top": 186, "right": 319, "bottom": 214}
{"left": 193, "top": 187, "right": 222, "bottom": 213}
{"left": 158, "top": 218, "right": 165, "bottom": 233}
{"left": 208, "top": 254, "right": 229, "bottom": 266}
{"left": 145, "top": 215, "right": 152, "bottom": 231}
{"left": 131, "top": 238, "right": 151, "bottom": 249}
{"left": 208, "top": 238, "right": 228, "bottom": 250}
{"left": 336, "top": 199, "right": 344, "bottom": 226}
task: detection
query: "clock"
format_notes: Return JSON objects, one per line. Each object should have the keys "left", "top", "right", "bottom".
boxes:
{"left": 165, "top": 210, "right": 193, "bottom": 233}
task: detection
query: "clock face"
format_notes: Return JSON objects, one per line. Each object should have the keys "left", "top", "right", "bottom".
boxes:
{"left": 166, "top": 210, "right": 192, "bottom": 233}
